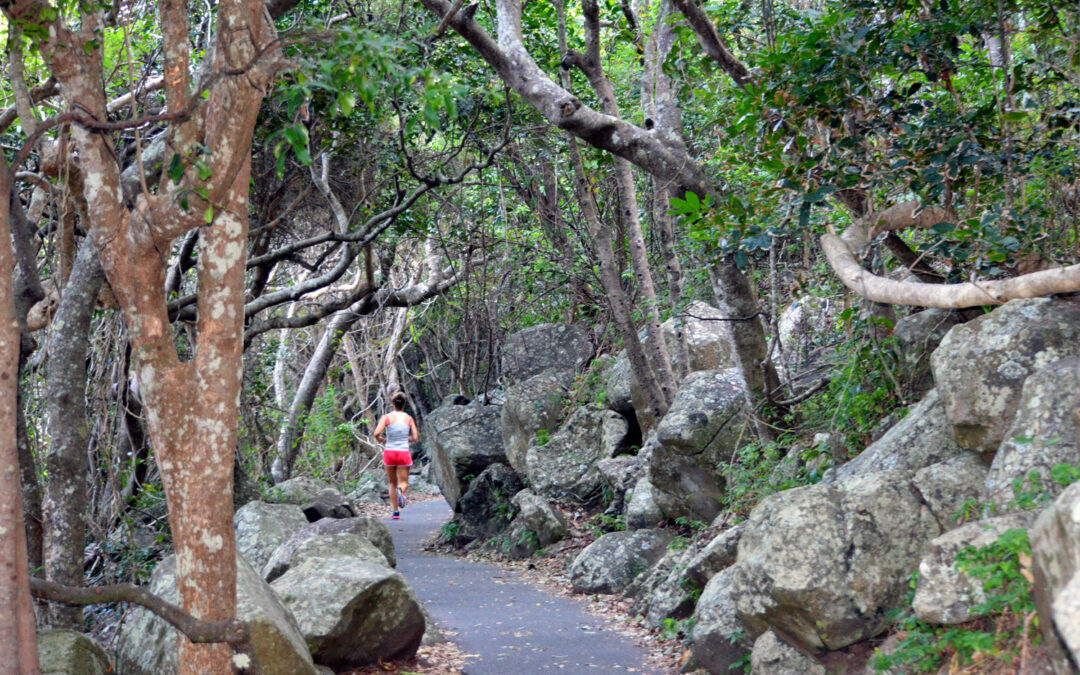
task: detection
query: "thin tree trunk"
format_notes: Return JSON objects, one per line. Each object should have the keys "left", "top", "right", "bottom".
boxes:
{"left": 565, "top": 0, "right": 678, "bottom": 405}
{"left": 556, "top": 0, "right": 670, "bottom": 424}
{"left": 43, "top": 235, "right": 104, "bottom": 627}
{"left": 0, "top": 163, "right": 42, "bottom": 672}
{"left": 709, "top": 258, "right": 786, "bottom": 440}
{"left": 16, "top": 381, "right": 44, "bottom": 574}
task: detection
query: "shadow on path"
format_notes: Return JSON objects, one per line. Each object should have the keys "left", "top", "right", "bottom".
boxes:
{"left": 385, "top": 499, "right": 660, "bottom": 674}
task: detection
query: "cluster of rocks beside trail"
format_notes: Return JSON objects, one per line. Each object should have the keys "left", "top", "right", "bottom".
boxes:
{"left": 424, "top": 298, "right": 1080, "bottom": 674}
{"left": 112, "top": 476, "right": 426, "bottom": 674}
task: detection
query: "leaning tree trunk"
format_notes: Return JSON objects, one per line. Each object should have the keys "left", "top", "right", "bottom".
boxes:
{"left": 43, "top": 235, "right": 103, "bottom": 628}
{"left": 0, "top": 163, "right": 42, "bottom": 672}
{"left": 273, "top": 308, "right": 362, "bottom": 483}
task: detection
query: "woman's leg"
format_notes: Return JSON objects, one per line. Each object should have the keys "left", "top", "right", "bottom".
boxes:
{"left": 396, "top": 466, "right": 410, "bottom": 495}
{"left": 385, "top": 464, "right": 397, "bottom": 511}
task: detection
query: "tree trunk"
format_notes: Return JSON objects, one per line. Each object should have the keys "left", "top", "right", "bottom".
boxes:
{"left": 272, "top": 308, "right": 361, "bottom": 483}
{"left": 0, "top": 163, "right": 42, "bottom": 673}
{"left": 555, "top": 0, "right": 670, "bottom": 424}
{"left": 709, "top": 258, "right": 786, "bottom": 440}
{"left": 566, "top": 0, "right": 678, "bottom": 405}
{"left": 16, "top": 378, "right": 43, "bottom": 575}
{"left": 43, "top": 235, "right": 104, "bottom": 628}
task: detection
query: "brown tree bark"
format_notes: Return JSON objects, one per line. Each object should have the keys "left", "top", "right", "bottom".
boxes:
{"left": 0, "top": 163, "right": 41, "bottom": 674}
{"left": 43, "top": 235, "right": 104, "bottom": 628}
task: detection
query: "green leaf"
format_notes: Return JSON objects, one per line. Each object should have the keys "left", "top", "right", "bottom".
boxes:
{"left": 167, "top": 154, "right": 184, "bottom": 183}
{"left": 930, "top": 222, "right": 956, "bottom": 234}
{"left": 204, "top": 205, "right": 214, "bottom": 224}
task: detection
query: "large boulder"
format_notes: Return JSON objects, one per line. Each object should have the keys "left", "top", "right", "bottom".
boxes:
{"left": 985, "top": 358, "right": 1080, "bottom": 512}
{"left": 824, "top": 389, "right": 966, "bottom": 486}
{"left": 526, "top": 407, "right": 628, "bottom": 503}
{"left": 116, "top": 554, "right": 317, "bottom": 675}
{"left": 271, "top": 557, "right": 425, "bottom": 670}
{"left": 264, "top": 533, "right": 390, "bottom": 584}
{"left": 686, "top": 566, "right": 755, "bottom": 675}
{"left": 262, "top": 516, "right": 395, "bottom": 582}
{"left": 300, "top": 488, "right": 357, "bottom": 522}
{"left": 569, "top": 529, "right": 675, "bottom": 594}
{"left": 931, "top": 298, "right": 1080, "bottom": 455}
{"left": 501, "top": 369, "right": 574, "bottom": 474}
{"left": 894, "top": 309, "right": 962, "bottom": 394}
{"left": 630, "top": 302, "right": 738, "bottom": 431}
{"left": 604, "top": 351, "right": 634, "bottom": 416}
{"left": 731, "top": 470, "right": 941, "bottom": 650}
{"left": 234, "top": 501, "right": 310, "bottom": 571}
{"left": 750, "top": 630, "right": 826, "bottom": 675}
{"left": 625, "top": 476, "right": 665, "bottom": 529}
{"left": 913, "top": 512, "right": 1037, "bottom": 625}
{"left": 38, "top": 630, "right": 111, "bottom": 675}
{"left": 624, "top": 544, "right": 697, "bottom": 624}
{"left": 911, "top": 453, "right": 990, "bottom": 532}
{"left": 509, "top": 489, "right": 567, "bottom": 548}
{"left": 426, "top": 403, "right": 506, "bottom": 509}
{"left": 1032, "top": 482, "right": 1080, "bottom": 674}
{"left": 501, "top": 323, "right": 592, "bottom": 384}
{"left": 267, "top": 477, "right": 336, "bottom": 505}
{"left": 656, "top": 369, "right": 746, "bottom": 470}
{"left": 454, "top": 463, "right": 523, "bottom": 544}
{"left": 597, "top": 454, "right": 644, "bottom": 516}
{"left": 685, "top": 525, "right": 742, "bottom": 589}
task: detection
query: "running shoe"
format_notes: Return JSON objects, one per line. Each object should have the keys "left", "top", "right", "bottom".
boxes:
{"left": 392, "top": 511, "right": 400, "bottom": 520}
{"left": 397, "top": 487, "right": 406, "bottom": 509}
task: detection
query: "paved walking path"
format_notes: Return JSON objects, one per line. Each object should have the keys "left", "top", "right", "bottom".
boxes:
{"left": 384, "top": 499, "right": 660, "bottom": 674}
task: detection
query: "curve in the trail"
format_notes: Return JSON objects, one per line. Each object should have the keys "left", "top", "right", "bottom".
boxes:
{"left": 386, "top": 499, "right": 660, "bottom": 674}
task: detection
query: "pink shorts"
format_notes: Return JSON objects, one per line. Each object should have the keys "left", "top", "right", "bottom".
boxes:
{"left": 383, "top": 450, "right": 413, "bottom": 467}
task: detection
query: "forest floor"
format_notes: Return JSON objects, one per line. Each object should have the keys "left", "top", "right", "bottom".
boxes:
{"left": 347, "top": 493, "right": 687, "bottom": 675}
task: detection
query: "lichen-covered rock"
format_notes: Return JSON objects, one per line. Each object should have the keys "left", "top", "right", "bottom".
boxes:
{"left": 623, "top": 544, "right": 696, "bottom": 622}
{"left": 38, "top": 630, "right": 110, "bottom": 675}
{"left": 604, "top": 351, "right": 634, "bottom": 415}
{"left": 526, "top": 407, "right": 628, "bottom": 503}
{"left": 985, "top": 358, "right": 1080, "bottom": 512}
{"left": 501, "top": 369, "right": 574, "bottom": 474}
{"left": 426, "top": 403, "right": 506, "bottom": 509}
{"left": 645, "top": 442, "right": 725, "bottom": 525}
{"left": 455, "top": 463, "right": 523, "bottom": 544}
{"left": 912, "top": 453, "right": 990, "bottom": 531}
{"left": 267, "top": 476, "right": 336, "bottom": 505}
{"left": 301, "top": 488, "right": 357, "bottom": 522}
{"left": 263, "top": 516, "right": 395, "bottom": 582}
{"left": 778, "top": 296, "right": 835, "bottom": 372}
{"left": 509, "top": 489, "right": 567, "bottom": 548}
{"left": 1032, "top": 482, "right": 1080, "bottom": 674}
{"left": 116, "top": 554, "right": 317, "bottom": 675}
{"left": 913, "top": 513, "right": 1036, "bottom": 625}
{"left": 569, "top": 529, "right": 675, "bottom": 594}
{"left": 272, "top": 557, "right": 424, "bottom": 670}
{"left": 894, "top": 309, "right": 962, "bottom": 394}
{"left": 626, "top": 476, "right": 665, "bottom": 529}
{"left": 686, "top": 566, "right": 755, "bottom": 675}
{"left": 750, "top": 629, "right": 826, "bottom": 675}
{"left": 501, "top": 323, "right": 592, "bottom": 384}
{"left": 931, "top": 298, "right": 1080, "bottom": 455}
{"left": 234, "top": 501, "right": 310, "bottom": 571}
{"left": 732, "top": 470, "right": 941, "bottom": 650}
{"left": 656, "top": 369, "right": 746, "bottom": 470}
{"left": 824, "top": 390, "right": 965, "bottom": 486}
{"left": 631, "top": 302, "right": 738, "bottom": 431}
{"left": 597, "top": 454, "right": 644, "bottom": 516}
{"left": 264, "top": 532, "right": 389, "bottom": 584}
{"left": 685, "top": 525, "right": 742, "bottom": 589}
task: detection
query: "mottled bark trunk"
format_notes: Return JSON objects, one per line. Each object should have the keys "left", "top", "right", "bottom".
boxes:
{"left": 43, "top": 235, "right": 104, "bottom": 627}
{"left": 0, "top": 164, "right": 42, "bottom": 672}
{"left": 273, "top": 308, "right": 360, "bottom": 482}
{"left": 709, "top": 258, "right": 785, "bottom": 440}
{"left": 16, "top": 382, "right": 43, "bottom": 574}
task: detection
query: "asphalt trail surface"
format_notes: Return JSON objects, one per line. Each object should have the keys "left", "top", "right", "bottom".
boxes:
{"left": 385, "top": 499, "right": 659, "bottom": 674}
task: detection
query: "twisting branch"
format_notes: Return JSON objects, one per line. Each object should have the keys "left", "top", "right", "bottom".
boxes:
{"left": 29, "top": 577, "right": 261, "bottom": 674}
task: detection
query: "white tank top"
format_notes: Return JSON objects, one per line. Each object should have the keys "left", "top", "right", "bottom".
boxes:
{"left": 384, "top": 414, "right": 411, "bottom": 450}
